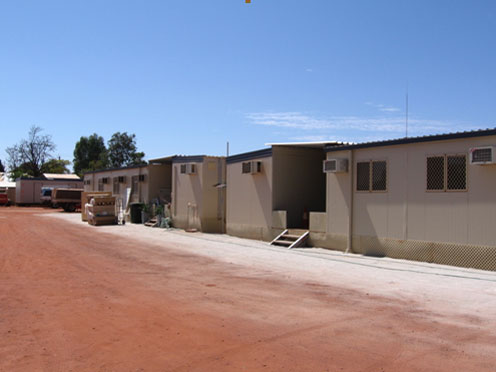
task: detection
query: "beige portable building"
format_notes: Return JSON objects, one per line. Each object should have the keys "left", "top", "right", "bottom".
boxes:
{"left": 16, "top": 174, "right": 82, "bottom": 205}
{"left": 171, "top": 155, "right": 226, "bottom": 233}
{"left": 318, "top": 128, "right": 496, "bottom": 271}
{"left": 226, "top": 144, "right": 333, "bottom": 241}
{"left": 83, "top": 162, "right": 172, "bottom": 207}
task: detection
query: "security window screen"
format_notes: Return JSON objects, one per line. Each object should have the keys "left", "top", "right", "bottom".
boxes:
{"left": 372, "top": 161, "right": 387, "bottom": 191}
{"left": 447, "top": 155, "right": 466, "bottom": 190}
{"left": 427, "top": 156, "right": 445, "bottom": 190}
{"left": 427, "top": 155, "right": 467, "bottom": 192}
{"left": 242, "top": 162, "right": 251, "bottom": 174}
{"left": 356, "top": 162, "right": 370, "bottom": 191}
{"left": 357, "top": 160, "right": 387, "bottom": 192}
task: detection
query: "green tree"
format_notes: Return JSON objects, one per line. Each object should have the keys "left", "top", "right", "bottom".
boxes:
{"left": 107, "top": 132, "right": 145, "bottom": 168}
{"left": 6, "top": 126, "right": 56, "bottom": 178}
{"left": 73, "top": 134, "right": 109, "bottom": 176}
{"left": 41, "top": 158, "right": 71, "bottom": 174}
{"left": 0, "top": 159, "right": 4, "bottom": 172}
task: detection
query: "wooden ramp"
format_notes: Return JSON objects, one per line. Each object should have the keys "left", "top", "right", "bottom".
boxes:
{"left": 270, "top": 229, "right": 309, "bottom": 249}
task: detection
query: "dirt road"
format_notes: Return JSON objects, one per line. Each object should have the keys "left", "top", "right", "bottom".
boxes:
{"left": 1, "top": 207, "right": 496, "bottom": 371}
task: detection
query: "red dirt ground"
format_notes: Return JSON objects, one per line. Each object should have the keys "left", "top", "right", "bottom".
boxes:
{"left": 1, "top": 207, "right": 495, "bottom": 371}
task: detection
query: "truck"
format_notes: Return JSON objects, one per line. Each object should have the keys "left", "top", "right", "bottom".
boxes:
{"left": 51, "top": 188, "right": 84, "bottom": 212}
{"left": 0, "top": 192, "right": 10, "bottom": 206}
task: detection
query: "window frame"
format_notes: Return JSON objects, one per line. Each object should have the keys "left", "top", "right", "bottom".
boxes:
{"left": 425, "top": 153, "right": 467, "bottom": 193}
{"left": 355, "top": 159, "right": 388, "bottom": 193}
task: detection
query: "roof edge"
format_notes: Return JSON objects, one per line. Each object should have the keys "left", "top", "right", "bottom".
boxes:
{"left": 325, "top": 128, "right": 496, "bottom": 152}
{"left": 227, "top": 148, "right": 272, "bottom": 164}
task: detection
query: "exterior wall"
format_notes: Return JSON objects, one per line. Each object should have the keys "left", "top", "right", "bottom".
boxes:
{"left": 16, "top": 179, "right": 83, "bottom": 204}
{"left": 147, "top": 163, "right": 172, "bottom": 203}
{"left": 172, "top": 159, "right": 204, "bottom": 230}
{"left": 272, "top": 146, "right": 326, "bottom": 228}
{"left": 226, "top": 156, "right": 273, "bottom": 241}
{"left": 323, "top": 135, "right": 496, "bottom": 270}
{"left": 200, "top": 157, "right": 226, "bottom": 233}
{"left": 83, "top": 165, "right": 171, "bottom": 207}
{"left": 171, "top": 157, "right": 225, "bottom": 233}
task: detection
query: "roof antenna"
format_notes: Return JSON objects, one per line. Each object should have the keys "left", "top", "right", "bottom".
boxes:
{"left": 405, "top": 84, "right": 409, "bottom": 138}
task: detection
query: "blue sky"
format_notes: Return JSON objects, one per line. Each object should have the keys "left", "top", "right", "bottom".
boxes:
{"left": 1, "top": 1, "right": 495, "bottom": 167}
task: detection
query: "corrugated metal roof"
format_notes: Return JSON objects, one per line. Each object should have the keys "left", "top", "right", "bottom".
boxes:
{"left": 325, "top": 128, "right": 496, "bottom": 152}
{"left": 265, "top": 140, "right": 350, "bottom": 149}
{"left": 43, "top": 173, "right": 81, "bottom": 180}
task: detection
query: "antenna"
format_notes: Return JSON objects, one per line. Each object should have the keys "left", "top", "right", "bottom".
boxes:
{"left": 226, "top": 141, "right": 230, "bottom": 157}
{"left": 405, "top": 85, "right": 409, "bottom": 138}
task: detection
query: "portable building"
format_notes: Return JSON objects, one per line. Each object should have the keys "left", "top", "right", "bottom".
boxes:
{"left": 226, "top": 143, "right": 338, "bottom": 241}
{"left": 83, "top": 162, "right": 172, "bottom": 207}
{"left": 16, "top": 174, "right": 82, "bottom": 205}
{"left": 319, "top": 128, "right": 496, "bottom": 271}
{"left": 171, "top": 155, "right": 226, "bottom": 233}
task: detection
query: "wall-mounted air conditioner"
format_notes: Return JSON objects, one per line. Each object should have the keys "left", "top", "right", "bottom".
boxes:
{"left": 180, "top": 163, "right": 197, "bottom": 174}
{"left": 469, "top": 146, "right": 496, "bottom": 165}
{"left": 242, "top": 161, "right": 262, "bottom": 174}
{"left": 323, "top": 158, "right": 348, "bottom": 173}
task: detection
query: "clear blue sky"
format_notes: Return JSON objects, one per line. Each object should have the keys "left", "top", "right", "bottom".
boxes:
{"left": 1, "top": 1, "right": 495, "bottom": 168}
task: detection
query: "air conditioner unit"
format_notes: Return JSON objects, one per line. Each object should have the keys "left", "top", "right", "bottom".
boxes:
{"left": 470, "top": 146, "right": 496, "bottom": 165}
{"left": 242, "top": 161, "right": 261, "bottom": 174}
{"left": 323, "top": 158, "right": 348, "bottom": 173}
{"left": 186, "top": 163, "right": 197, "bottom": 174}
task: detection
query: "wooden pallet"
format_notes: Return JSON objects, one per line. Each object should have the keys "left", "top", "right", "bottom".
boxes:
{"left": 270, "top": 229, "right": 309, "bottom": 249}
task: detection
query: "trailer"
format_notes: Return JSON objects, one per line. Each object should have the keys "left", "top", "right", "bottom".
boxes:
{"left": 52, "top": 188, "right": 84, "bottom": 212}
{"left": 16, "top": 174, "right": 82, "bottom": 205}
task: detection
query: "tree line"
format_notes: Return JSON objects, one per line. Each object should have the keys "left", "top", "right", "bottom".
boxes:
{"left": 1, "top": 126, "right": 145, "bottom": 180}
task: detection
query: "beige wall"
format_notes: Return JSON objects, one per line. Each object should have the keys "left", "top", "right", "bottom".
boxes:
{"left": 323, "top": 135, "right": 496, "bottom": 270}
{"left": 147, "top": 163, "right": 172, "bottom": 203}
{"left": 226, "top": 155, "right": 273, "bottom": 241}
{"left": 171, "top": 157, "right": 225, "bottom": 233}
{"left": 272, "top": 146, "right": 326, "bottom": 228}
{"left": 16, "top": 179, "right": 83, "bottom": 204}
{"left": 83, "top": 164, "right": 172, "bottom": 207}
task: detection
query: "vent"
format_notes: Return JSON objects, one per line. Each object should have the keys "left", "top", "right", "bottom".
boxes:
{"left": 242, "top": 161, "right": 262, "bottom": 174}
{"left": 323, "top": 159, "right": 348, "bottom": 173}
{"left": 470, "top": 147, "right": 495, "bottom": 165}
{"left": 180, "top": 163, "right": 197, "bottom": 175}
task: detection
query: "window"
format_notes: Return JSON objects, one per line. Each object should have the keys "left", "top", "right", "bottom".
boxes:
{"left": 426, "top": 154, "right": 466, "bottom": 192}
{"left": 84, "top": 179, "right": 91, "bottom": 185}
{"left": 118, "top": 176, "right": 126, "bottom": 183}
{"left": 138, "top": 174, "right": 145, "bottom": 182}
{"left": 98, "top": 178, "right": 104, "bottom": 191}
{"left": 131, "top": 175, "right": 139, "bottom": 195}
{"left": 113, "top": 177, "right": 120, "bottom": 194}
{"left": 356, "top": 160, "right": 387, "bottom": 192}
{"left": 180, "top": 164, "right": 186, "bottom": 174}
